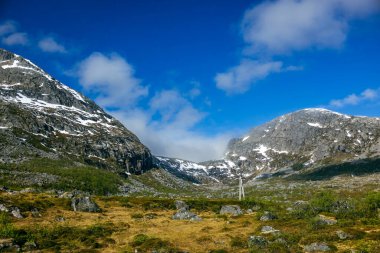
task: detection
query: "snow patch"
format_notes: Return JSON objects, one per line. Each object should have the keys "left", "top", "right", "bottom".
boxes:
{"left": 242, "top": 136, "right": 250, "bottom": 142}
{"left": 307, "top": 122, "right": 324, "bottom": 128}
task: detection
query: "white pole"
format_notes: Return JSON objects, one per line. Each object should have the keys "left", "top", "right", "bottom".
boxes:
{"left": 239, "top": 176, "right": 242, "bottom": 201}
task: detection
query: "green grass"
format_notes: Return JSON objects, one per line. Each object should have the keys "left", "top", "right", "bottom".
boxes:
{"left": 0, "top": 158, "right": 124, "bottom": 195}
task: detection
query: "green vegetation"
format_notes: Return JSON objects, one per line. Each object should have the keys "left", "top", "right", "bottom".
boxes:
{"left": 130, "top": 234, "right": 181, "bottom": 252}
{"left": 0, "top": 158, "right": 123, "bottom": 195}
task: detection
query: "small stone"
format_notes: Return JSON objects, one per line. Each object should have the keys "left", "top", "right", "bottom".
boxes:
{"left": 10, "top": 207, "right": 23, "bottom": 219}
{"left": 304, "top": 242, "right": 331, "bottom": 252}
{"left": 261, "top": 225, "right": 280, "bottom": 234}
{"left": 336, "top": 230, "right": 351, "bottom": 240}
{"left": 220, "top": 205, "right": 243, "bottom": 216}
{"left": 248, "top": 235, "right": 267, "bottom": 248}
{"left": 0, "top": 203, "right": 9, "bottom": 212}
{"left": 31, "top": 208, "right": 41, "bottom": 217}
{"left": 55, "top": 216, "right": 65, "bottom": 222}
{"left": 23, "top": 241, "right": 37, "bottom": 251}
{"left": 316, "top": 214, "right": 337, "bottom": 225}
{"left": 260, "top": 211, "right": 277, "bottom": 221}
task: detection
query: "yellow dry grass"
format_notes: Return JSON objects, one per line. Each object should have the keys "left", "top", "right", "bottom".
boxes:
{"left": 10, "top": 195, "right": 259, "bottom": 252}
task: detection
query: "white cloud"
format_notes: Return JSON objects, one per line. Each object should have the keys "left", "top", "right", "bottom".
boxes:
{"left": 38, "top": 37, "right": 66, "bottom": 53}
{"left": 77, "top": 52, "right": 148, "bottom": 108}
{"left": 76, "top": 53, "right": 233, "bottom": 161}
{"left": 113, "top": 106, "right": 232, "bottom": 162}
{"left": 215, "top": 59, "right": 283, "bottom": 94}
{"left": 215, "top": 0, "right": 379, "bottom": 94}
{"left": 329, "top": 88, "right": 379, "bottom": 108}
{"left": 0, "top": 21, "right": 16, "bottom": 36}
{"left": 242, "top": 0, "right": 380, "bottom": 54}
{"left": 2, "top": 32, "right": 28, "bottom": 46}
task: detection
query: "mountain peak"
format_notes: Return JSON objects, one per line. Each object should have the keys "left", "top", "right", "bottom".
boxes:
{"left": 0, "top": 49, "right": 153, "bottom": 173}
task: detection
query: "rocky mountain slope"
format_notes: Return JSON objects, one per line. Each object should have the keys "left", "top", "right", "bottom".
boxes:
{"left": 161, "top": 108, "right": 380, "bottom": 183}
{"left": 0, "top": 48, "right": 152, "bottom": 174}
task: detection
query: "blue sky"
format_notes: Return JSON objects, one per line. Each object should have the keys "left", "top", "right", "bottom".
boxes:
{"left": 1, "top": 0, "right": 380, "bottom": 161}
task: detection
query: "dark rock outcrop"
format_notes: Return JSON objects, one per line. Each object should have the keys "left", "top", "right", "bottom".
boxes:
{"left": 71, "top": 196, "right": 100, "bottom": 212}
{"left": 219, "top": 205, "right": 243, "bottom": 216}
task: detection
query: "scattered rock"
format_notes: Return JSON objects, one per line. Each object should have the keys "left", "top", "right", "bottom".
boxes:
{"left": 260, "top": 211, "right": 277, "bottom": 221}
{"left": 175, "top": 200, "right": 189, "bottom": 211}
{"left": 220, "top": 205, "right": 243, "bottom": 216}
{"left": 0, "top": 203, "right": 9, "bottom": 212}
{"left": 316, "top": 214, "right": 337, "bottom": 225}
{"left": 71, "top": 196, "right": 100, "bottom": 212}
{"left": 261, "top": 226, "right": 280, "bottom": 234}
{"left": 248, "top": 235, "right": 267, "bottom": 248}
{"left": 23, "top": 240, "right": 37, "bottom": 251}
{"left": 55, "top": 216, "right": 65, "bottom": 222}
{"left": 304, "top": 242, "right": 331, "bottom": 252}
{"left": 336, "top": 230, "right": 351, "bottom": 240}
{"left": 0, "top": 238, "right": 19, "bottom": 251}
{"left": 20, "top": 188, "right": 35, "bottom": 193}
{"left": 31, "top": 208, "right": 41, "bottom": 217}
{"left": 10, "top": 207, "right": 23, "bottom": 218}
{"left": 172, "top": 209, "right": 202, "bottom": 221}
{"left": 251, "top": 205, "right": 261, "bottom": 211}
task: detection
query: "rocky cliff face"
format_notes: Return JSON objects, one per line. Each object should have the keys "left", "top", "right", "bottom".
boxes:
{"left": 226, "top": 108, "right": 380, "bottom": 176}
{"left": 160, "top": 108, "right": 380, "bottom": 184}
{"left": 0, "top": 48, "right": 153, "bottom": 173}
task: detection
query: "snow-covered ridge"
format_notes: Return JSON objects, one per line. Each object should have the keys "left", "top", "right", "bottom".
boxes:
{"left": 1, "top": 53, "right": 86, "bottom": 104}
{"left": 1, "top": 59, "right": 53, "bottom": 81}
{"left": 1, "top": 92, "right": 115, "bottom": 131}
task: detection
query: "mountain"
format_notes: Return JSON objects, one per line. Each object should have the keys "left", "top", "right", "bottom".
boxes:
{"left": 0, "top": 48, "right": 152, "bottom": 174}
{"left": 161, "top": 108, "right": 380, "bottom": 183}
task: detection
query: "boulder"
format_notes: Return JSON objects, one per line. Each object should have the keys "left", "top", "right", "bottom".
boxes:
{"left": 10, "top": 207, "right": 23, "bottom": 218}
{"left": 304, "top": 242, "right": 331, "bottom": 252}
{"left": 220, "top": 205, "right": 243, "bottom": 216}
{"left": 0, "top": 203, "right": 9, "bottom": 212}
{"left": 31, "top": 208, "right": 41, "bottom": 217}
{"left": 248, "top": 235, "right": 267, "bottom": 248}
{"left": 71, "top": 196, "right": 100, "bottom": 212}
{"left": 260, "top": 211, "right": 277, "bottom": 221}
{"left": 172, "top": 209, "right": 202, "bottom": 221}
{"left": 336, "top": 230, "right": 351, "bottom": 240}
{"left": 175, "top": 200, "right": 189, "bottom": 211}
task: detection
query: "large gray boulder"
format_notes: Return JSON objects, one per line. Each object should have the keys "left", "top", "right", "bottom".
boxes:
{"left": 260, "top": 211, "right": 277, "bottom": 221}
{"left": 304, "top": 242, "right": 331, "bottom": 252}
{"left": 71, "top": 196, "right": 100, "bottom": 212}
{"left": 220, "top": 205, "right": 243, "bottom": 216}
{"left": 172, "top": 200, "right": 201, "bottom": 221}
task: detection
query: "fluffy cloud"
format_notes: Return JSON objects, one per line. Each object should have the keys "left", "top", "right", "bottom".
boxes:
{"left": 38, "top": 37, "right": 66, "bottom": 53}
{"left": 0, "top": 21, "right": 16, "bottom": 36}
{"left": 76, "top": 53, "right": 232, "bottom": 161}
{"left": 113, "top": 107, "right": 232, "bottom": 162}
{"left": 77, "top": 52, "right": 148, "bottom": 108}
{"left": 329, "top": 88, "right": 378, "bottom": 108}
{"left": 215, "top": 60, "right": 283, "bottom": 94}
{"left": 242, "top": 0, "right": 380, "bottom": 54}
{"left": 216, "top": 0, "right": 379, "bottom": 94}
{"left": 2, "top": 32, "right": 28, "bottom": 46}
